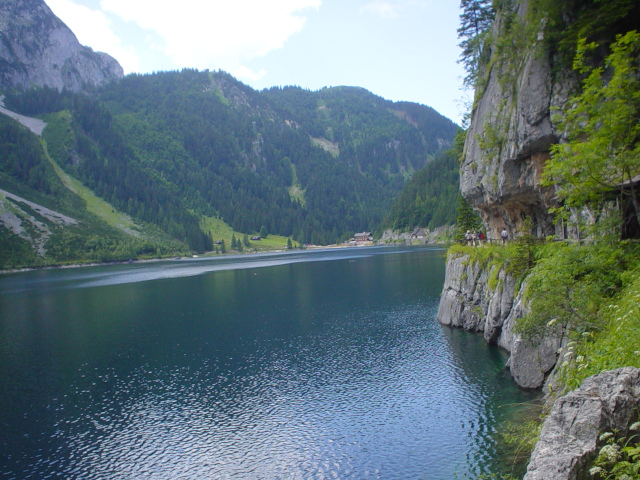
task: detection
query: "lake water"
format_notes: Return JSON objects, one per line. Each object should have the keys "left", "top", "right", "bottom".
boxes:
{"left": 0, "top": 246, "right": 538, "bottom": 479}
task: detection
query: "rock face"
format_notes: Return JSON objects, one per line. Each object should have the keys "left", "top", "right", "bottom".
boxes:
{"left": 524, "top": 367, "right": 640, "bottom": 480}
{"left": 378, "top": 226, "right": 454, "bottom": 245}
{"left": 460, "top": 0, "right": 576, "bottom": 241}
{"left": 0, "top": 0, "right": 123, "bottom": 92}
{"left": 437, "top": 254, "right": 561, "bottom": 389}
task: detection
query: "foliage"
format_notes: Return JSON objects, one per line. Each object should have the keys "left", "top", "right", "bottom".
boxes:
{"left": 457, "top": 0, "right": 495, "bottom": 87}
{"left": 516, "top": 241, "right": 630, "bottom": 341}
{"left": 22, "top": 91, "right": 213, "bottom": 252}
{"left": 529, "top": 0, "right": 640, "bottom": 72}
{"left": 0, "top": 115, "right": 56, "bottom": 194}
{"left": 382, "top": 148, "right": 461, "bottom": 233}
{"left": 448, "top": 232, "right": 623, "bottom": 319}
{"left": 454, "top": 196, "right": 482, "bottom": 242}
{"left": 0, "top": 107, "right": 190, "bottom": 268}
{"left": 500, "top": 418, "right": 544, "bottom": 472}
{"left": 453, "top": 128, "right": 467, "bottom": 163}
{"left": 4, "top": 70, "right": 458, "bottom": 254}
{"left": 588, "top": 424, "right": 640, "bottom": 479}
{"left": 0, "top": 227, "right": 39, "bottom": 269}
{"left": 558, "top": 264, "right": 640, "bottom": 392}
{"left": 447, "top": 238, "right": 539, "bottom": 289}
{"left": 507, "top": 217, "right": 536, "bottom": 279}
{"left": 544, "top": 31, "right": 640, "bottom": 236}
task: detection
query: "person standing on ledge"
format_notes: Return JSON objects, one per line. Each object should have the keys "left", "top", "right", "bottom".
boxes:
{"left": 501, "top": 228, "right": 508, "bottom": 245}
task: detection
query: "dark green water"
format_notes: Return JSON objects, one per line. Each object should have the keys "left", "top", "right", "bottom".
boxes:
{"left": 0, "top": 246, "right": 537, "bottom": 479}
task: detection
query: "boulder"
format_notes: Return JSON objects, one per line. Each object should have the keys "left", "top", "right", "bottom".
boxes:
{"left": 524, "top": 367, "right": 640, "bottom": 480}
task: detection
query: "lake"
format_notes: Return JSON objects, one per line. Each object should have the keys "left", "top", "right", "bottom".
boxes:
{"left": 0, "top": 246, "right": 538, "bottom": 479}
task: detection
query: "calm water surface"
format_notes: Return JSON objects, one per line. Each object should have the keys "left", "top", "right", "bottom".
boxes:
{"left": 0, "top": 246, "right": 538, "bottom": 479}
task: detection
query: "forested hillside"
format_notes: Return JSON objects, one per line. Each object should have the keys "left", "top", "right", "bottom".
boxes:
{"left": 381, "top": 147, "right": 461, "bottom": 232}
{"left": 0, "top": 112, "right": 187, "bottom": 269}
{"left": 0, "top": 68, "right": 457, "bottom": 268}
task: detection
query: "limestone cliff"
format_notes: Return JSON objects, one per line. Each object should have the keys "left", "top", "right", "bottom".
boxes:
{"left": 437, "top": 254, "right": 561, "bottom": 389}
{"left": 0, "top": 0, "right": 123, "bottom": 92}
{"left": 524, "top": 367, "right": 640, "bottom": 480}
{"left": 442, "top": 0, "right": 640, "bottom": 474}
{"left": 460, "top": 0, "right": 576, "bottom": 241}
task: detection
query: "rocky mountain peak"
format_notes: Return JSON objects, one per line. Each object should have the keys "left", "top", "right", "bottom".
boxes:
{"left": 0, "top": 0, "right": 123, "bottom": 92}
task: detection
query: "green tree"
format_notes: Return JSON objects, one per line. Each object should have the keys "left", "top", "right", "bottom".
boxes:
{"left": 457, "top": 0, "right": 494, "bottom": 87}
{"left": 259, "top": 225, "right": 269, "bottom": 238}
{"left": 287, "top": 237, "right": 293, "bottom": 249}
{"left": 544, "top": 31, "right": 640, "bottom": 236}
{"left": 220, "top": 239, "right": 226, "bottom": 254}
{"left": 243, "top": 234, "right": 250, "bottom": 248}
{"left": 231, "top": 234, "right": 237, "bottom": 250}
{"left": 454, "top": 196, "right": 482, "bottom": 242}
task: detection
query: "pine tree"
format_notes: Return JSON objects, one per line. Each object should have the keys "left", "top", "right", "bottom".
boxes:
{"left": 231, "top": 234, "right": 237, "bottom": 250}
{"left": 457, "top": 0, "right": 494, "bottom": 87}
{"left": 455, "top": 196, "right": 482, "bottom": 242}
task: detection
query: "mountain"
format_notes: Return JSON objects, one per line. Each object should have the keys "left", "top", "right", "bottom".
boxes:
{"left": 0, "top": 0, "right": 123, "bottom": 92}
{"left": 0, "top": 0, "right": 458, "bottom": 268}
{"left": 380, "top": 147, "right": 460, "bottom": 233}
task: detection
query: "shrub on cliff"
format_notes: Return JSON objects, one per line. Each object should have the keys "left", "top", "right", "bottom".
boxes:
{"left": 558, "top": 264, "right": 640, "bottom": 392}
{"left": 545, "top": 31, "right": 640, "bottom": 240}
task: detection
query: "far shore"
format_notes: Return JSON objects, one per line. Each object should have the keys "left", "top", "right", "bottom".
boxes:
{"left": 0, "top": 241, "right": 400, "bottom": 275}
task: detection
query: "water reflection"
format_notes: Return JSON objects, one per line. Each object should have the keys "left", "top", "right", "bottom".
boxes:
{"left": 0, "top": 246, "right": 537, "bottom": 479}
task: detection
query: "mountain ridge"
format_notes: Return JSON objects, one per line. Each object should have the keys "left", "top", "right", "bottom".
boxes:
{"left": 0, "top": 0, "right": 459, "bottom": 268}
{"left": 0, "top": 0, "right": 123, "bottom": 93}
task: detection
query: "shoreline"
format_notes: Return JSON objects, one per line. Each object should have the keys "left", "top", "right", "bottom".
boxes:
{"left": 0, "top": 241, "right": 445, "bottom": 276}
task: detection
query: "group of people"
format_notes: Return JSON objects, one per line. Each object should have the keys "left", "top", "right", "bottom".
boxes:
{"left": 465, "top": 228, "right": 509, "bottom": 246}
{"left": 465, "top": 230, "right": 485, "bottom": 246}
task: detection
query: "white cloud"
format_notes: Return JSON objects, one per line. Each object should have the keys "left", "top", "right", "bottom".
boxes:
{"left": 360, "top": 0, "right": 435, "bottom": 19}
{"left": 99, "top": 0, "right": 321, "bottom": 81}
{"left": 46, "top": 0, "right": 141, "bottom": 73}
{"left": 360, "top": 1, "right": 400, "bottom": 19}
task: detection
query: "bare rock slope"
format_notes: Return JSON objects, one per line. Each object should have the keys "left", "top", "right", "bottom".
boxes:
{"left": 0, "top": 0, "right": 123, "bottom": 92}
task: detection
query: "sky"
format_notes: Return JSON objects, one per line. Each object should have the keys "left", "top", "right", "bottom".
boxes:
{"left": 45, "top": 0, "right": 467, "bottom": 124}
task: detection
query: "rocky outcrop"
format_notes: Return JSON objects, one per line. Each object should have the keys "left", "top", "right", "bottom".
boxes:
{"left": 524, "top": 367, "right": 640, "bottom": 480}
{"left": 461, "top": 0, "right": 577, "bottom": 241}
{"left": 378, "top": 226, "right": 454, "bottom": 245}
{"left": 437, "top": 253, "right": 561, "bottom": 389}
{"left": 0, "top": 0, "right": 123, "bottom": 92}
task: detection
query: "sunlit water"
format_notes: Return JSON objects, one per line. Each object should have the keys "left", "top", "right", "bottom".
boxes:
{"left": 0, "top": 246, "right": 538, "bottom": 479}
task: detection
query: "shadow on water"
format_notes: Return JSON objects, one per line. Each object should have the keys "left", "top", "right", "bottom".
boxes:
{"left": 440, "top": 326, "right": 542, "bottom": 478}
